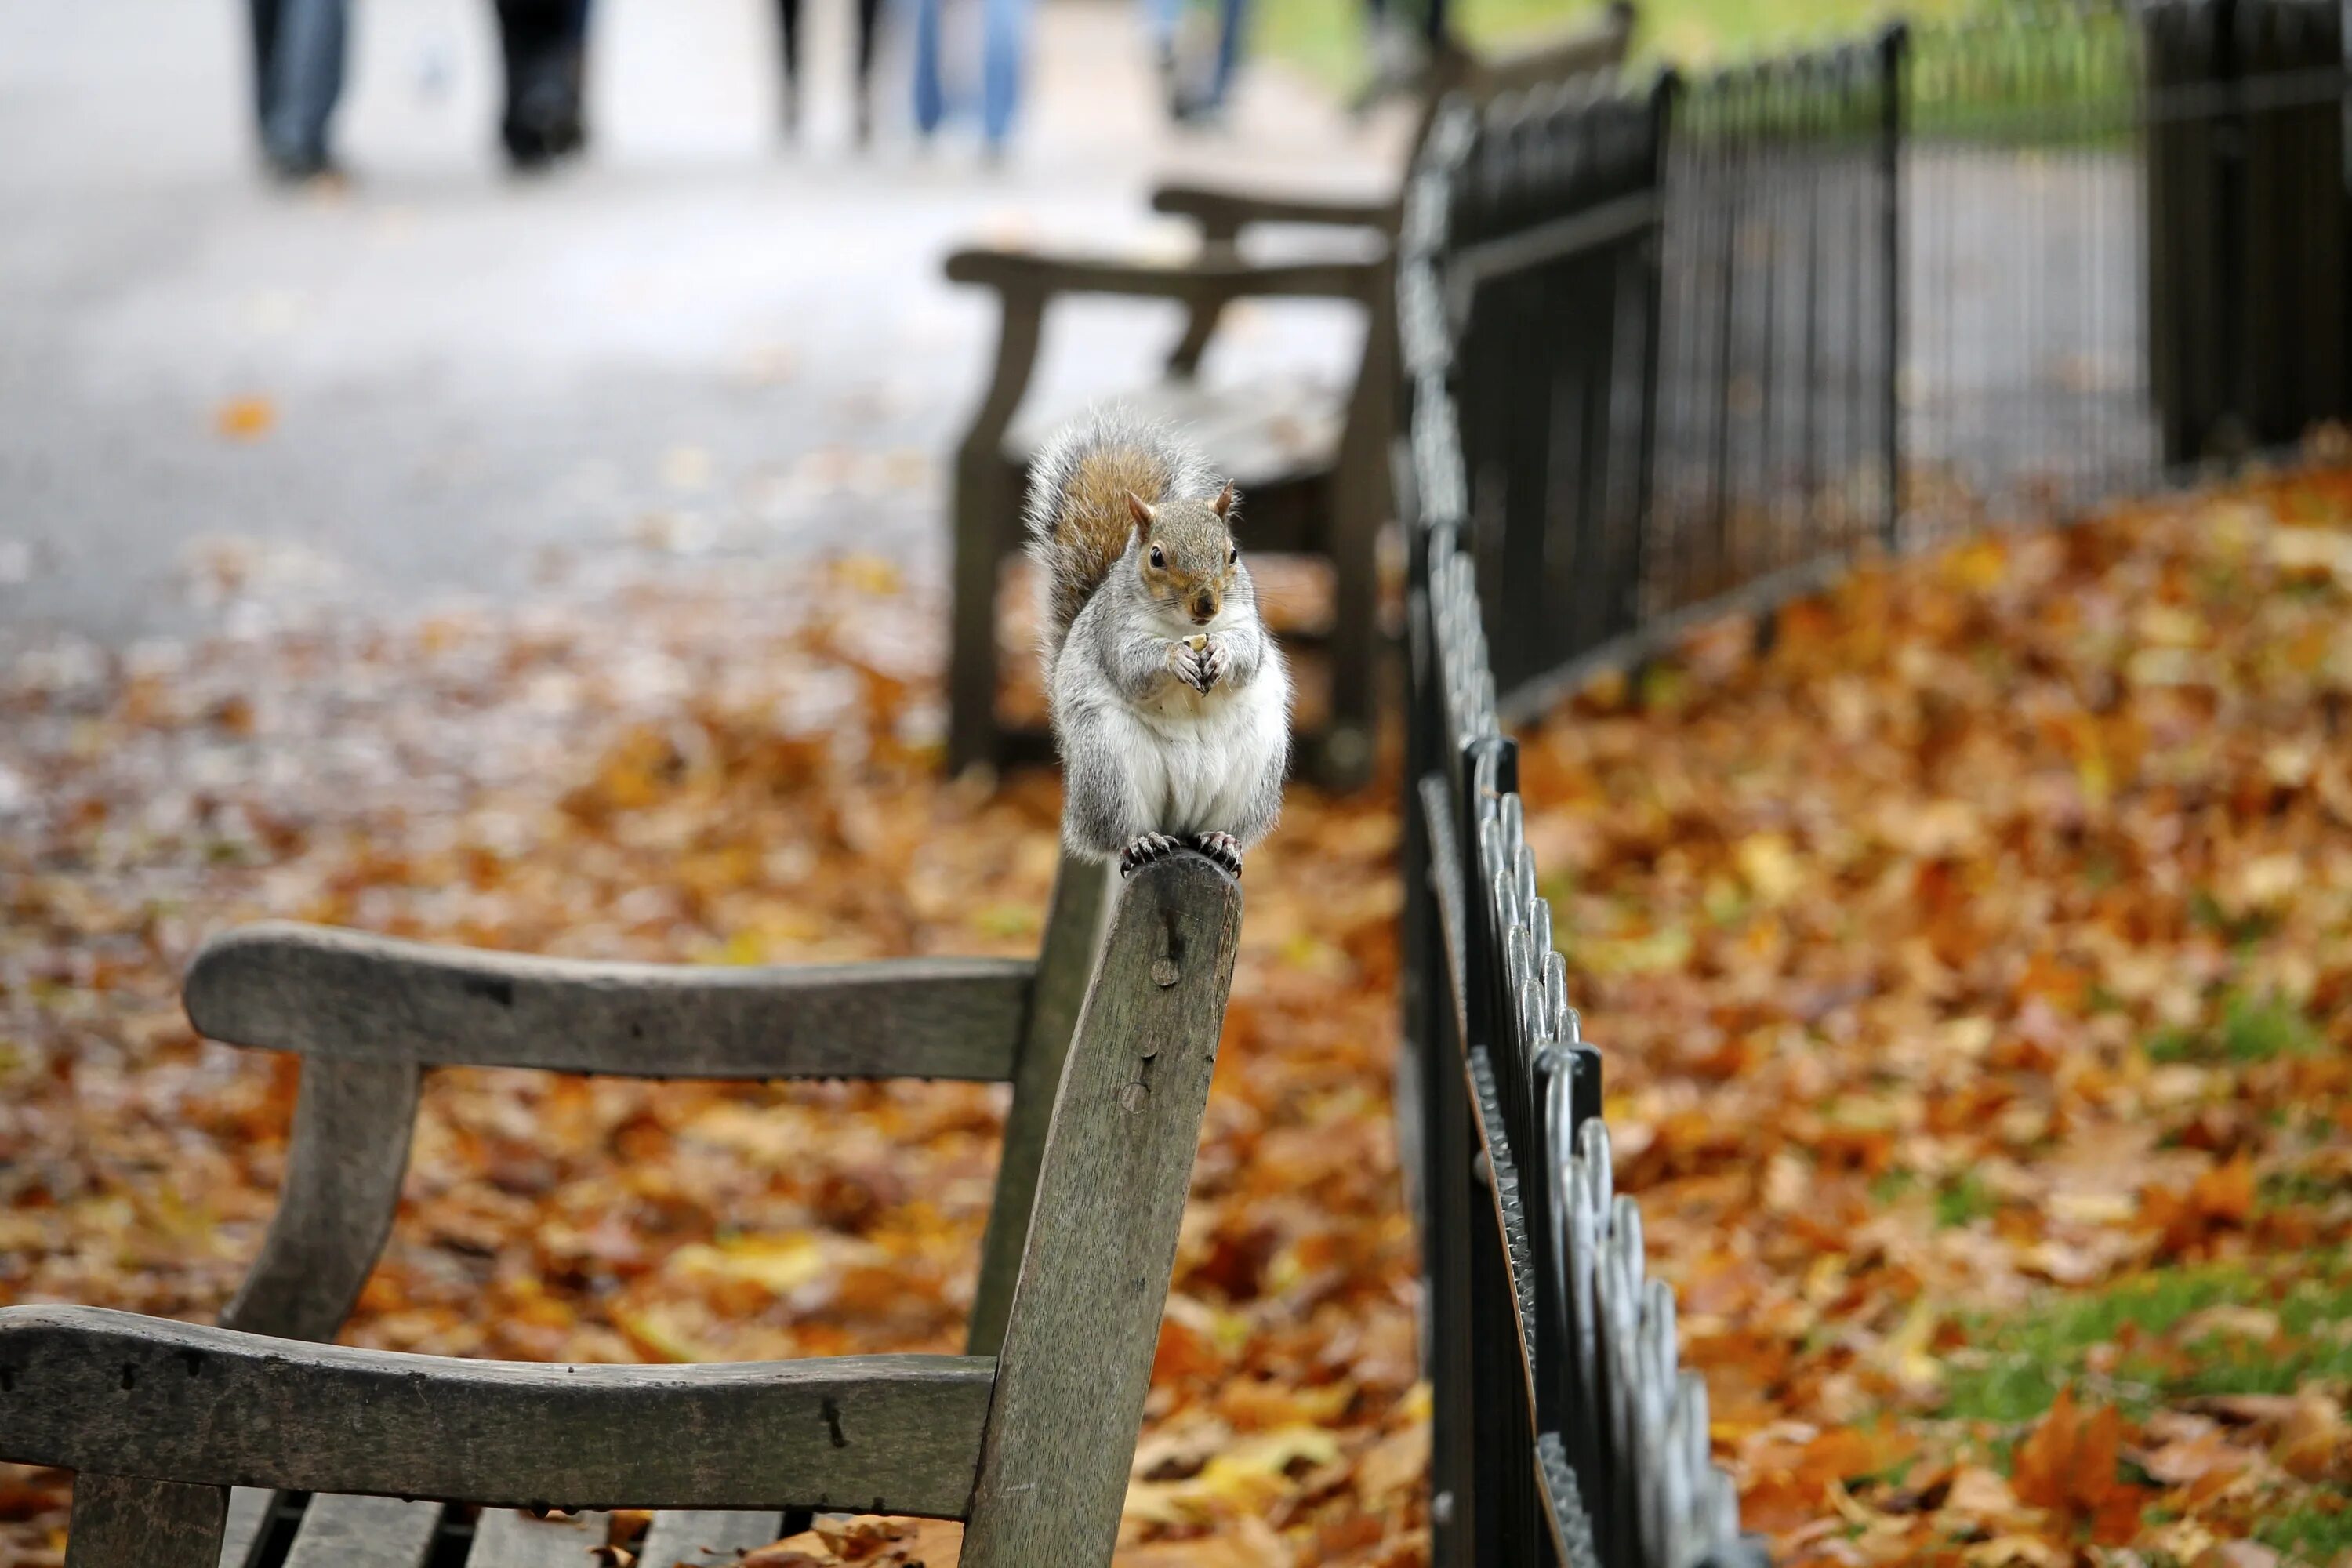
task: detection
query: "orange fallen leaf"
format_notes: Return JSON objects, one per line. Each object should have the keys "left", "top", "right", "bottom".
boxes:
{"left": 213, "top": 394, "right": 276, "bottom": 440}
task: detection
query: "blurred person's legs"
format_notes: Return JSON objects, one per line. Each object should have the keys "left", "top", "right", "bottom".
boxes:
{"left": 495, "top": 0, "right": 590, "bottom": 169}
{"left": 776, "top": 0, "right": 804, "bottom": 133}
{"left": 1142, "top": 0, "right": 1181, "bottom": 107}
{"left": 851, "top": 0, "right": 884, "bottom": 143}
{"left": 912, "top": 0, "right": 946, "bottom": 140}
{"left": 258, "top": 0, "right": 347, "bottom": 180}
{"left": 1204, "top": 0, "right": 1247, "bottom": 111}
{"left": 978, "top": 0, "right": 1029, "bottom": 156}
{"left": 248, "top": 0, "right": 282, "bottom": 123}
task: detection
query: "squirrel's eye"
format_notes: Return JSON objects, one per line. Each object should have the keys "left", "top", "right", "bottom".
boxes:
{"left": 1149, "top": 545, "right": 1165, "bottom": 568}
{"left": 1228, "top": 546, "right": 1239, "bottom": 564}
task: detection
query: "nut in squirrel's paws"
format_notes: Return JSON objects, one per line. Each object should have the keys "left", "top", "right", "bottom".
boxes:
{"left": 1189, "top": 832, "right": 1243, "bottom": 877}
{"left": 1119, "top": 833, "right": 1181, "bottom": 877}
{"left": 1168, "top": 639, "right": 1211, "bottom": 695}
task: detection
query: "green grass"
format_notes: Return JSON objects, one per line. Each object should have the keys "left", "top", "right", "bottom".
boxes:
{"left": 2146, "top": 991, "right": 2326, "bottom": 1066}
{"left": 2258, "top": 1503, "right": 2352, "bottom": 1562}
{"left": 1938, "top": 1259, "right": 2352, "bottom": 1424}
{"left": 1935, "top": 1171, "right": 1998, "bottom": 1229}
{"left": 1254, "top": 0, "right": 1961, "bottom": 97}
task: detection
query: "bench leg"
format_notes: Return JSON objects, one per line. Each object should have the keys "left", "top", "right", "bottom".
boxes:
{"left": 67, "top": 1475, "right": 226, "bottom": 1568}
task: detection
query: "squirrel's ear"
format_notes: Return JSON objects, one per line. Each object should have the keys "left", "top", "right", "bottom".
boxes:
{"left": 1126, "top": 492, "right": 1156, "bottom": 533}
{"left": 1211, "top": 481, "right": 1237, "bottom": 520}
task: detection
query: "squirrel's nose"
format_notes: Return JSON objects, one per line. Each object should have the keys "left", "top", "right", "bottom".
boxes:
{"left": 1191, "top": 594, "right": 1216, "bottom": 622}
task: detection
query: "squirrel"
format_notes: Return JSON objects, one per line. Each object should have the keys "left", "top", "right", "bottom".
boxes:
{"left": 1026, "top": 408, "right": 1291, "bottom": 879}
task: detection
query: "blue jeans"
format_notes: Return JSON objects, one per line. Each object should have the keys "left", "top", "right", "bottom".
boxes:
{"left": 252, "top": 0, "right": 348, "bottom": 166}
{"left": 1145, "top": 0, "right": 1247, "bottom": 108}
{"left": 913, "top": 0, "right": 1030, "bottom": 151}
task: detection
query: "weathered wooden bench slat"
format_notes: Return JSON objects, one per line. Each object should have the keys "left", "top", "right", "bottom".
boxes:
{"left": 966, "top": 852, "right": 1110, "bottom": 1357}
{"left": 281, "top": 1494, "right": 443, "bottom": 1568}
{"left": 962, "top": 853, "right": 1244, "bottom": 1568}
{"left": 2, "top": 1307, "right": 993, "bottom": 1518}
{"left": 635, "top": 1509, "right": 787, "bottom": 1567}
{"left": 185, "top": 922, "right": 1034, "bottom": 1082}
{"left": 468, "top": 1508, "right": 608, "bottom": 1568}
{"left": 216, "top": 1486, "right": 274, "bottom": 1568}
{"left": 67, "top": 1475, "right": 223, "bottom": 1568}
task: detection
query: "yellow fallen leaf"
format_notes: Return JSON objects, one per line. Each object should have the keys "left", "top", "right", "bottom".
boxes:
{"left": 214, "top": 394, "right": 276, "bottom": 440}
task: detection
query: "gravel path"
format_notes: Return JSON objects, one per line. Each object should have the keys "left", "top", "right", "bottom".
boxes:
{"left": 0, "top": 0, "right": 1397, "bottom": 651}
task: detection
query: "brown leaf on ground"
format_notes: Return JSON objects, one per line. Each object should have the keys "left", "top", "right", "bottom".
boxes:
{"left": 2010, "top": 1388, "right": 2148, "bottom": 1545}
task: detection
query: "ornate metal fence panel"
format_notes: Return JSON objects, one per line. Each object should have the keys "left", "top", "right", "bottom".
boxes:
{"left": 1399, "top": 96, "right": 1764, "bottom": 1568}
{"left": 1392, "top": 9, "right": 2352, "bottom": 1563}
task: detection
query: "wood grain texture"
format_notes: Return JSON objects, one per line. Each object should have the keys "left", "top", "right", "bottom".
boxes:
{"left": 967, "top": 852, "right": 1112, "bottom": 1358}
{"left": 960, "top": 851, "right": 1243, "bottom": 1568}
{"left": 185, "top": 922, "right": 1032, "bottom": 1082}
{"left": 635, "top": 1510, "right": 786, "bottom": 1567}
{"left": 67, "top": 1474, "right": 225, "bottom": 1568}
{"left": 281, "top": 1494, "right": 443, "bottom": 1568}
{"left": 0, "top": 1307, "right": 993, "bottom": 1517}
{"left": 217, "top": 1486, "right": 275, "bottom": 1568}
{"left": 468, "top": 1508, "right": 608, "bottom": 1568}
{"left": 221, "top": 1058, "right": 420, "bottom": 1342}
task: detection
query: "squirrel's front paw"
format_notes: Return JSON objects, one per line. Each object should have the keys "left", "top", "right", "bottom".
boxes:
{"left": 1189, "top": 832, "right": 1243, "bottom": 877}
{"left": 1196, "top": 638, "right": 1227, "bottom": 690}
{"left": 1171, "top": 639, "right": 1223, "bottom": 691}
{"left": 1119, "top": 833, "right": 1181, "bottom": 877}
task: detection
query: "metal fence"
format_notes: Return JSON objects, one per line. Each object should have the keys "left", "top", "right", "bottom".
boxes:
{"left": 1395, "top": 4, "right": 2352, "bottom": 1562}
{"left": 1399, "top": 104, "right": 1763, "bottom": 1568}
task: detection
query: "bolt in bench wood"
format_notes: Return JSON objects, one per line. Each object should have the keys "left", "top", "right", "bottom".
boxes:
{"left": 0, "top": 849, "right": 1242, "bottom": 1568}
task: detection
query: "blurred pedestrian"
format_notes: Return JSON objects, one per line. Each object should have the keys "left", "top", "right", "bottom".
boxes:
{"left": 494, "top": 0, "right": 591, "bottom": 169}
{"left": 776, "top": 0, "right": 885, "bottom": 143}
{"left": 249, "top": 0, "right": 350, "bottom": 182}
{"left": 1145, "top": 0, "right": 1249, "bottom": 124}
{"left": 912, "top": 0, "right": 1031, "bottom": 161}
{"left": 1353, "top": 0, "right": 1447, "bottom": 114}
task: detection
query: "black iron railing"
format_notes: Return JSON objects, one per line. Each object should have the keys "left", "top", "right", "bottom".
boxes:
{"left": 1399, "top": 103, "right": 1763, "bottom": 1568}
{"left": 1394, "top": 5, "right": 2352, "bottom": 1563}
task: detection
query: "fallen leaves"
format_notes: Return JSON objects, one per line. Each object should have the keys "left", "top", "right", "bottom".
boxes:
{"left": 9, "top": 460, "right": 2352, "bottom": 1566}
{"left": 0, "top": 553, "right": 1421, "bottom": 1566}
{"left": 1526, "top": 464, "right": 2352, "bottom": 1561}
{"left": 2009, "top": 1388, "right": 2148, "bottom": 1544}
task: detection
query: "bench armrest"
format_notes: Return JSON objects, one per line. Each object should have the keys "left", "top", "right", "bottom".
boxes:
{"left": 943, "top": 244, "right": 1385, "bottom": 305}
{"left": 1148, "top": 183, "right": 1398, "bottom": 238}
{"left": 944, "top": 242, "right": 1387, "bottom": 392}
{"left": 0, "top": 1305, "right": 993, "bottom": 1519}
{"left": 185, "top": 922, "right": 1034, "bottom": 1082}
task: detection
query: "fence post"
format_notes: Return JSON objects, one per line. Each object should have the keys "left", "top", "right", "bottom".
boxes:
{"left": 1879, "top": 21, "right": 1907, "bottom": 554}
{"left": 1630, "top": 70, "right": 1679, "bottom": 641}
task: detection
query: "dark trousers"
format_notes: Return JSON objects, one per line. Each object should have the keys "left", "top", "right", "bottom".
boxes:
{"left": 248, "top": 0, "right": 348, "bottom": 166}
{"left": 494, "top": 0, "right": 591, "bottom": 164}
{"left": 776, "top": 0, "right": 886, "bottom": 125}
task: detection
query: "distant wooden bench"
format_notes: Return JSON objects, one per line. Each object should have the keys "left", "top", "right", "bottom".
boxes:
{"left": 0, "top": 850, "right": 1243, "bottom": 1568}
{"left": 941, "top": 2, "right": 1637, "bottom": 790}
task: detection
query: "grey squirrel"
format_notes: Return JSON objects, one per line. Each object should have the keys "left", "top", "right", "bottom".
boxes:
{"left": 1027, "top": 409, "right": 1291, "bottom": 878}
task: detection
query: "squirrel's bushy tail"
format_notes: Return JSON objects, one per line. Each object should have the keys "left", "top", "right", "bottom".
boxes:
{"left": 1025, "top": 407, "right": 1216, "bottom": 668}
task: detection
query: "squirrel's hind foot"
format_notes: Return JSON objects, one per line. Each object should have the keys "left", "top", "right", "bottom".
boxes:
{"left": 1189, "top": 832, "right": 1243, "bottom": 877}
{"left": 1119, "top": 833, "right": 1182, "bottom": 877}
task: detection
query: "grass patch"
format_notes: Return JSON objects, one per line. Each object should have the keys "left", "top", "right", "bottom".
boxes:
{"left": 2146, "top": 991, "right": 2325, "bottom": 1065}
{"left": 1936, "top": 1171, "right": 1998, "bottom": 1229}
{"left": 1254, "top": 0, "right": 1973, "bottom": 97}
{"left": 2257, "top": 1501, "right": 2352, "bottom": 1561}
{"left": 1939, "top": 1258, "right": 2352, "bottom": 1424}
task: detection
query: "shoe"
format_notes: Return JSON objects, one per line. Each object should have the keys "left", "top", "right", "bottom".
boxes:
{"left": 263, "top": 147, "right": 346, "bottom": 187}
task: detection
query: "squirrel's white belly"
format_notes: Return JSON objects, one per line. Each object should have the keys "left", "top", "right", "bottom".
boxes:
{"left": 1123, "top": 674, "right": 1285, "bottom": 837}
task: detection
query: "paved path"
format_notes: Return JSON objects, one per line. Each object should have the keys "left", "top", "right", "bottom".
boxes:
{"left": 1, "top": 0, "right": 1400, "bottom": 648}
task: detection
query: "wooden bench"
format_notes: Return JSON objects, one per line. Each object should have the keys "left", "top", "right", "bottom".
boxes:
{"left": 940, "top": 3, "right": 1637, "bottom": 790}
{"left": 0, "top": 849, "right": 1243, "bottom": 1568}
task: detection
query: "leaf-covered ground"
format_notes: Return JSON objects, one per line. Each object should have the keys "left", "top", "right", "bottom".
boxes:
{"left": 3, "top": 469, "right": 2350, "bottom": 1566}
